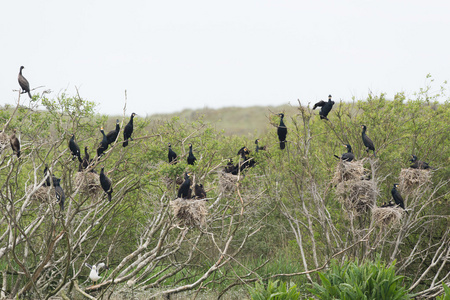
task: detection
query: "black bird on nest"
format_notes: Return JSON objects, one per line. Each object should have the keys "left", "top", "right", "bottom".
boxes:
{"left": 178, "top": 172, "right": 192, "bottom": 199}
{"left": 334, "top": 144, "right": 355, "bottom": 162}
{"left": 43, "top": 164, "right": 59, "bottom": 187}
{"left": 54, "top": 178, "right": 65, "bottom": 211}
{"left": 100, "top": 167, "right": 113, "bottom": 201}
{"left": 391, "top": 184, "right": 408, "bottom": 213}
{"left": 187, "top": 143, "right": 197, "bottom": 165}
{"left": 224, "top": 158, "right": 238, "bottom": 175}
{"left": 97, "top": 127, "right": 109, "bottom": 157}
{"left": 277, "top": 113, "right": 287, "bottom": 150}
{"left": 106, "top": 119, "right": 120, "bottom": 145}
{"left": 168, "top": 143, "right": 177, "bottom": 164}
{"left": 10, "top": 129, "right": 21, "bottom": 158}
{"left": 79, "top": 146, "right": 96, "bottom": 172}
{"left": 194, "top": 183, "right": 207, "bottom": 199}
{"left": 409, "top": 155, "right": 434, "bottom": 170}
{"left": 123, "top": 113, "right": 136, "bottom": 147}
{"left": 18, "top": 66, "right": 32, "bottom": 99}
{"left": 237, "top": 146, "right": 255, "bottom": 171}
{"left": 69, "top": 134, "right": 82, "bottom": 162}
{"left": 255, "top": 139, "right": 266, "bottom": 152}
{"left": 313, "top": 95, "right": 335, "bottom": 120}
{"left": 361, "top": 125, "right": 376, "bottom": 157}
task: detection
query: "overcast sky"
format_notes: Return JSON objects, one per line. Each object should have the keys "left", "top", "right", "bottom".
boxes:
{"left": 1, "top": 1, "right": 449, "bottom": 116}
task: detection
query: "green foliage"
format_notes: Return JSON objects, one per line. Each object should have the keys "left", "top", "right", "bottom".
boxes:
{"left": 436, "top": 283, "right": 450, "bottom": 300}
{"left": 249, "top": 280, "right": 302, "bottom": 300}
{"left": 308, "top": 259, "right": 410, "bottom": 300}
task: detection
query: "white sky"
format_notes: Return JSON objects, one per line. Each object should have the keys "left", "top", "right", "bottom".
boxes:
{"left": 1, "top": 1, "right": 449, "bottom": 115}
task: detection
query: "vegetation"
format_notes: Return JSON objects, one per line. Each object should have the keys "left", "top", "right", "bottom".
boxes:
{"left": 0, "top": 78, "right": 449, "bottom": 299}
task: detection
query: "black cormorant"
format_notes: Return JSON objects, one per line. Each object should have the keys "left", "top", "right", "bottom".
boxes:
{"left": 97, "top": 127, "right": 109, "bottom": 157}
{"left": 277, "top": 113, "right": 287, "bottom": 150}
{"left": 69, "top": 134, "right": 82, "bottom": 162}
{"left": 178, "top": 172, "right": 191, "bottom": 199}
{"left": 168, "top": 143, "right": 177, "bottom": 164}
{"left": 54, "top": 178, "right": 65, "bottom": 211}
{"left": 313, "top": 95, "right": 335, "bottom": 120}
{"left": 18, "top": 66, "right": 31, "bottom": 99}
{"left": 187, "top": 143, "right": 196, "bottom": 165}
{"left": 361, "top": 125, "right": 376, "bottom": 157}
{"left": 224, "top": 158, "right": 238, "bottom": 174}
{"left": 194, "top": 183, "right": 206, "bottom": 199}
{"left": 255, "top": 139, "right": 266, "bottom": 152}
{"left": 410, "top": 155, "right": 433, "bottom": 170}
{"left": 10, "top": 129, "right": 20, "bottom": 158}
{"left": 43, "top": 164, "right": 59, "bottom": 187}
{"left": 123, "top": 113, "right": 136, "bottom": 147}
{"left": 334, "top": 144, "right": 355, "bottom": 162}
{"left": 100, "top": 167, "right": 113, "bottom": 201}
{"left": 391, "top": 184, "right": 407, "bottom": 212}
{"left": 106, "top": 119, "right": 120, "bottom": 145}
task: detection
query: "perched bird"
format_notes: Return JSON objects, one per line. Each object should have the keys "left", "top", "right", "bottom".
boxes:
{"left": 106, "top": 119, "right": 120, "bottom": 145}
{"left": 178, "top": 172, "right": 192, "bottom": 199}
{"left": 237, "top": 147, "right": 255, "bottom": 171}
{"left": 313, "top": 95, "right": 335, "bottom": 120}
{"left": 168, "top": 143, "right": 177, "bottom": 164}
{"left": 123, "top": 112, "right": 136, "bottom": 147}
{"left": 361, "top": 125, "right": 376, "bottom": 157}
{"left": 85, "top": 263, "right": 108, "bottom": 286}
{"left": 187, "top": 143, "right": 197, "bottom": 165}
{"left": 69, "top": 134, "right": 82, "bottom": 162}
{"left": 10, "top": 129, "right": 20, "bottom": 158}
{"left": 18, "top": 66, "right": 32, "bottom": 99}
{"left": 391, "top": 184, "right": 407, "bottom": 213}
{"left": 255, "top": 139, "right": 266, "bottom": 152}
{"left": 100, "top": 167, "right": 113, "bottom": 201}
{"left": 334, "top": 144, "right": 355, "bottom": 162}
{"left": 54, "top": 178, "right": 65, "bottom": 211}
{"left": 194, "top": 183, "right": 207, "bottom": 199}
{"left": 224, "top": 159, "right": 238, "bottom": 175}
{"left": 79, "top": 146, "right": 91, "bottom": 171}
{"left": 97, "top": 127, "right": 109, "bottom": 157}
{"left": 410, "top": 155, "right": 434, "bottom": 170}
{"left": 43, "top": 164, "right": 59, "bottom": 187}
{"left": 277, "top": 113, "right": 287, "bottom": 150}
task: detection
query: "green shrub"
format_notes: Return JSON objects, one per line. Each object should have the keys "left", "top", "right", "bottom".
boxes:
{"left": 309, "top": 259, "right": 409, "bottom": 300}
{"left": 249, "top": 280, "right": 301, "bottom": 300}
{"left": 436, "top": 282, "right": 450, "bottom": 300}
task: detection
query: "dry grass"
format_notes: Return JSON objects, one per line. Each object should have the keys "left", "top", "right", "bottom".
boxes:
{"left": 336, "top": 180, "right": 378, "bottom": 216}
{"left": 74, "top": 172, "right": 102, "bottom": 196}
{"left": 170, "top": 198, "right": 208, "bottom": 228}
{"left": 372, "top": 206, "right": 404, "bottom": 227}
{"left": 399, "top": 168, "right": 432, "bottom": 194}
{"left": 332, "top": 160, "right": 368, "bottom": 184}
{"left": 219, "top": 171, "right": 240, "bottom": 194}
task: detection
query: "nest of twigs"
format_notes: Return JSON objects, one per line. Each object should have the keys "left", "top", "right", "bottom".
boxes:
{"left": 372, "top": 206, "right": 404, "bottom": 227}
{"left": 336, "top": 180, "right": 378, "bottom": 216}
{"left": 27, "top": 186, "right": 53, "bottom": 203}
{"left": 219, "top": 171, "right": 240, "bottom": 194}
{"left": 170, "top": 198, "right": 208, "bottom": 227}
{"left": 332, "top": 160, "right": 369, "bottom": 184}
{"left": 74, "top": 172, "right": 102, "bottom": 196}
{"left": 399, "top": 168, "right": 432, "bottom": 194}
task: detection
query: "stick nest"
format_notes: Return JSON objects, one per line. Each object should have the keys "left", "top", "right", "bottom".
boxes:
{"left": 74, "top": 172, "right": 102, "bottom": 196}
{"left": 219, "top": 171, "right": 240, "bottom": 194}
{"left": 372, "top": 206, "right": 404, "bottom": 227}
{"left": 26, "top": 186, "right": 53, "bottom": 203}
{"left": 336, "top": 180, "right": 378, "bottom": 216}
{"left": 170, "top": 198, "right": 208, "bottom": 228}
{"left": 332, "top": 160, "right": 369, "bottom": 184}
{"left": 399, "top": 168, "right": 432, "bottom": 193}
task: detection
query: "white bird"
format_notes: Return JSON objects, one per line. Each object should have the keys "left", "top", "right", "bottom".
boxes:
{"left": 85, "top": 262, "right": 107, "bottom": 285}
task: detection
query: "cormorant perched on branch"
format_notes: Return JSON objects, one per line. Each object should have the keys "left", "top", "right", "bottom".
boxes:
{"left": 168, "top": 143, "right": 177, "bottom": 164}
{"left": 277, "top": 113, "right": 287, "bottom": 150}
{"left": 224, "top": 158, "right": 238, "bottom": 175}
{"left": 178, "top": 172, "right": 191, "bottom": 199}
{"left": 187, "top": 143, "right": 196, "bottom": 165}
{"left": 43, "top": 164, "right": 59, "bottom": 186}
{"left": 54, "top": 178, "right": 65, "bottom": 211}
{"left": 79, "top": 146, "right": 95, "bottom": 172}
{"left": 10, "top": 129, "right": 20, "bottom": 158}
{"left": 361, "top": 125, "right": 376, "bottom": 157}
{"left": 18, "top": 66, "right": 32, "bottom": 99}
{"left": 100, "top": 167, "right": 113, "bottom": 201}
{"left": 255, "top": 139, "right": 266, "bottom": 152}
{"left": 391, "top": 184, "right": 408, "bottom": 213}
{"left": 237, "top": 147, "right": 255, "bottom": 171}
{"left": 313, "top": 95, "right": 335, "bottom": 120}
{"left": 410, "top": 155, "right": 434, "bottom": 170}
{"left": 334, "top": 144, "right": 355, "bottom": 162}
{"left": 97, "top": 127, "right": 109, "bottom": 157}
{"left": 69, "top": 134, "right": 82, "bottom": 162}
{"left": 106, "top": 119, "right": 120, "bottom": 145}
{"left": 194, "top": 183, "right": 206, "bottom": 199}
{"left": 123, "top": 113, "right": 136, "bottom": 147}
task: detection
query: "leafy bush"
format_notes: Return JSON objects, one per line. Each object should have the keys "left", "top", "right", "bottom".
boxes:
{"left": 436, "top": 283, "right": 450, "bottom": 300}
{"left": 249, "top": 280, "right": 301, "bottom": 300}
{"left": 309, "top": 259, "right": 409, "bottom": 300}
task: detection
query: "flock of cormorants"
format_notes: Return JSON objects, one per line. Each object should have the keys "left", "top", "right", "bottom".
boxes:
{"left": 7, "top": 66, "right": 435, "bottom": 214}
